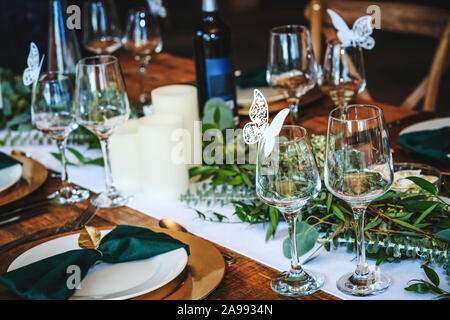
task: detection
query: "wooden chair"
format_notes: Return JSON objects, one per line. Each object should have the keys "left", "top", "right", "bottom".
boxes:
{"left": 304, "top": 0, "right": 450, "bottom": 112}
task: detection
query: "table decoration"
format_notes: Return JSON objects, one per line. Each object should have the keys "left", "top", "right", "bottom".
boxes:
{"left": 31, "top": 71, "right": 89, "bottom": 204}
{"left": 110, "top": 119, "right": 141, "bottom": 195}
{"left": 83, "top": 0, "right": 123, "bottom": 55}
{"left": 138, "top": 115, "right": 190, "bottom": 201}
{"left": 151, "top": 84, "right": 202, "bottom": 165}
{"left": 267, "top": 25, "right": 317, "bottom": 123}
{"left": 182, "top": 97, "right": 449, "bottom": 290}
{"left": 0, "top": 225, "right": 190, "bottom": 300}
{"left": 74, "top": 55, "right": 130, "bottom": 208}
{"left": 0, "top": 153, "right": 48, "bottom": 207}
{"left": 123, "top": 6, "right": 162, "bottom": 110}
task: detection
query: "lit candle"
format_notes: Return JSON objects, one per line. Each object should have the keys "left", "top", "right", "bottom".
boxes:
{"left": 109, "top": 119, "right": 141, "bottom": 195}
{"left": 138, "top": 114, "right": 189, "bottom": 202}
{"left": 151, "top": 85, "right": 202, "bottom": 165}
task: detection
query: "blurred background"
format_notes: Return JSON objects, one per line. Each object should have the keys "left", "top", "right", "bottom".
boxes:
{"left": 0, "top": 0, "right": 449, "bottom": 115}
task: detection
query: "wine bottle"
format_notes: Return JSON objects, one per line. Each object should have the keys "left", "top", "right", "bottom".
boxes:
{"left": 48, "top": 0, "right": 81, "bottom": 75}
{"left": 194, "top": 0, "right": 237, "bottom": 118}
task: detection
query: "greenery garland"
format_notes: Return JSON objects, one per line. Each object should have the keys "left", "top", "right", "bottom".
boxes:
{"left": 182, "top": 99, "right": 450, "bottom": 298}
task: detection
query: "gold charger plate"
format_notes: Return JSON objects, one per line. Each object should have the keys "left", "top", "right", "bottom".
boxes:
{"left": 0, "top": 154, "right": 48, "bottom": 207}
{"left": 2, "top": 226, "right": 225, "bottom": 300}
{"left": 237, "top": 86, "right": 324, "bottom": 116}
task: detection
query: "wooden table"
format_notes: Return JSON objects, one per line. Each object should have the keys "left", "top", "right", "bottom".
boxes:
{"left": 0, "top": 52, "right": 445, "bottom": 300}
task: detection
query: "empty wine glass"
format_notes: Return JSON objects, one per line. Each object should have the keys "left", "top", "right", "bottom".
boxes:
{"left": 83, "top": 0, "right": 123, "bottom": 54}
{"left": 122, "top": 7, "right": 162, "bottom": 110}
{"left": 31, "top": 72, "right": 90, "bottom": 204}
{"left": 267, "top": 25, "right": 317, "bottom": 124}
{"left": 318, "top": 40, "right": 366, "bottom": 107}
{"left": 256, "top": 125, "right": 324, "bottom": 296}
{"left": 324, "top": 104, "right": 393, "bottom": 296}
{"left": 74, "top": 56, "right": 130, "bottom": 208}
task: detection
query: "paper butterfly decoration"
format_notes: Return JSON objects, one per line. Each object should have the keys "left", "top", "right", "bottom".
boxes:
{"left": 327, "top": 9, "right": 375, "bottom": 50}
{"left": 243, "top": 89, "right": 290, "bottom": 158}
{"left": 22, "top": 42, "right": 45, "bottom": 87}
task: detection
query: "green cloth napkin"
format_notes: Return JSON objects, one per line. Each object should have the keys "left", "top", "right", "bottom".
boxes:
{"left": 0, "top": 225, "right": 190, "bottom": 300}
{"left": 396, "top": 127, "right": 450, "bottom": 164}
{"left": 0, "top": 152, "right": 21, "bottom": 170}
{"left": 236, "top": 68, "right": 268, "bottom": 88}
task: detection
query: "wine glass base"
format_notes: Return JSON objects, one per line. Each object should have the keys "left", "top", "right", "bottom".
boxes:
{"left": 91, "top": 189, "right": 129, "bottom": 208}
{"left": 50, "top": 186, "right": 90, "bottom": 205}
{"left": 336, "top": 271, "right": 390, "bottom": 296}
{"left": 270, "top": 269, "right": 324, "bottom": 297}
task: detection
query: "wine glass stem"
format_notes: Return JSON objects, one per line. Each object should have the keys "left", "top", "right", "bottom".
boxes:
{"left": 287, "top": 98, "right": 300, "bottom": 124}
{"left": 99, "top": 137, "right": 115, "bottom": 192}
{"left": 55, "top": 137, "right": 70, "bottom": 189}
{"left": 139, "top": 57, "right": 150, "bottom": 103}
{"left": 352, "top": 206, "right": 369, "bottom": 277}
{"left": 285, "top": 212, "right": 305, "bottom": 277}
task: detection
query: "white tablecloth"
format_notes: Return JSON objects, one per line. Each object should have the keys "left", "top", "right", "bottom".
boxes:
{"left": 2, "top": 143, "right": 448, "bottom": 300}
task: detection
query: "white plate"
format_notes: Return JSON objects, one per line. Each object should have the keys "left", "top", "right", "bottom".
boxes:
{"left": 0, "top": 164, "right": 22, "bottom": 193}
{"left": 399, "top": 117, "right": 450, "bottom": 135}
{"left": 237, "top": 87, "right": 284, "bottom": 107}
{"left": 7, "top": 230, "right": 188, "bottom": 300}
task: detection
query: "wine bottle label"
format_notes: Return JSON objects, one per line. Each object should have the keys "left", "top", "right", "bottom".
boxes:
{"left": 204, "top": 57, "right": 235, "bottom": 109}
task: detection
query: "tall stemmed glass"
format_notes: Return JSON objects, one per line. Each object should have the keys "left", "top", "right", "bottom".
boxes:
{"left": 75, "top": 56, "right": 130, "bottom": 208}
{"left": 31, "top": 72, "right": 89, "bottom": 204}
{"left": 83, "top": 0, "right": 123, "bottom": 54}
{"left": 318, "top": 40, "right": 366, "bottom": 107}
{"left": 267, "top": 25, "right": 317, "bottom": 124}
{"left": 324, "top": 105, "right": 393, "bottom": 296}
{"left": 122, "top": 7, "right": 162, "bottom": 110}
{"left": 256, "top": 125, "right": 324, "bottom": 296}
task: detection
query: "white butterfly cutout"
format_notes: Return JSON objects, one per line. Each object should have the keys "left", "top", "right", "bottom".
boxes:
{"left": 243, "top": 89, "right": 290, "bottom": 158}
{"left": 327, "top": 9, "right": 375, "bottom": 50}
{"left": 22, "top": 42, "right": 45, "bottom": 86}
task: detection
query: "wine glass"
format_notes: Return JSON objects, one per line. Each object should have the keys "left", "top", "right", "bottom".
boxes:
{"left": 256, "top": 125, "right": 324, "bottom": 296}
{"left": 83, "top": 0, "right": 123, "bottom": 54}
{"left": 324, "top": 104, "right": 394, "bottom": 296}
{"left": 318, "top": 40, "right": 366, "bottom": 107}
{"left": 122, "top": 7, "right": 162, "bottom": 110}
{"left": 31, "top": 72, "right": 90, "bottom": 204}
{"left": 74, "top": 55, "right": 130, "bottom": 208}
{"left": 267, "top": 25, "right": 317, "bottom": 124}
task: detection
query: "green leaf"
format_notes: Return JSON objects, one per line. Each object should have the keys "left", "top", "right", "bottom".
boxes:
{"left": 414, "top": 203, "right": 438, "bottom": 225}
{"left": 326, "top": 193, "right": 332, "bottom": 213}
{"left": 406, "top": 176, "right": 438, "bottom": 196}
{"left": 84, "top": 157, "right": 104, "bottom": 166}
{"left": 405, "top": 282, "right": 434, "bottom": 294}
{"left": 202, "top": 98, "right": 234, "bottom": 131}
{"left": 435, "top": 229, "right": 450, "bottom": 243}
{"left": 67, "top": 147, "right": 86, "bottom": 164}
{"left": 392, "top": 219, "right": 425, "bottom": 233}
{"left": 331, "top": 205, "right": 345, "bottom": 221}
{"left": 283, "top": 222, "right": 319, "bottom": 259}
{"left": 421, "top": 264, "right": 440, "bottom": 287}
{"left": 436, "top": 218, "right": 450, "bottom": 229}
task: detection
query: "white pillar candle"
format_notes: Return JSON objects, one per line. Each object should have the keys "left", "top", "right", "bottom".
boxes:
{"left": 138, "top": 115, "right": 189, "bottom": 202}
{"left": 109, "top": 119, "right": 141, "bottom": 195}
{"left": 151, "top": 85, "right": 202, "bottom": 165}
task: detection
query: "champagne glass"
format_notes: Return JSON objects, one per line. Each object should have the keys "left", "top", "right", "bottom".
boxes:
{"left": 256, "top": 125, "right": 324, "bottom": 296}
{"left": 267, "top": 25, "right": 317, "bottom": 124}
{"left": 74, "top": 56, "right": 130, "bottom": 208}
{"left": 31, "top": 72, "right": 89, "bottom": 204}
{"left": 122, "top": 7, "right": 162, "bottom": 110}
{"left": 83, "top": 0, "right": 123, "bottom": 54}
{"left": 318, "top": 40, "right": 366, "bottom": 107}
{"left": 324, "top": 105, "right": 393, "bottom": 296}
